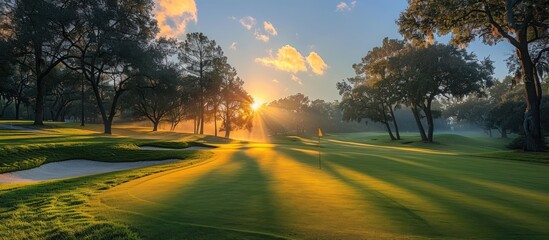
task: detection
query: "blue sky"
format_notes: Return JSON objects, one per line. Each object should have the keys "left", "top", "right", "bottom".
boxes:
{"left": 158, "top": 0, "right": 515, "bottom": 103}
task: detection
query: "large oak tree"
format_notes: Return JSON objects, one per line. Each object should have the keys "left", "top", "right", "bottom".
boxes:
{"left": 398, "top": 0, "right": 548, "bottom": 150}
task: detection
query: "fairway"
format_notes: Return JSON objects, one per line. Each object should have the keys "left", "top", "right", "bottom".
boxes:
{"left": 90, "top": 135, "right": 549, "bottom": 239}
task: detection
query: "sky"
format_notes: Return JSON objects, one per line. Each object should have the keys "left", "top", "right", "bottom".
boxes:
{"left": 154, "top": 0, "right": 515, "bottom": 103}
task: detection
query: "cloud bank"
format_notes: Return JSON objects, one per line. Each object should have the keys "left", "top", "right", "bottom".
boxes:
{"left": 255, "top": 45, "right": 307, "bottom": 73}
{"left": 256, "top": 45, "right": 328, "bottom": 76}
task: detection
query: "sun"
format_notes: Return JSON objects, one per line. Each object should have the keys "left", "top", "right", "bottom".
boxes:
{"left": 251, "top": 100, "right": 263, "bottom": 111}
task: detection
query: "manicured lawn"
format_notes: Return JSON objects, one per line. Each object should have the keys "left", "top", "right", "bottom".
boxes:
{"left": 0, "top": 120, "right": 217, "bottom": 173}
{"left": 1, "top": 122, "right": 548, "bottom": 239}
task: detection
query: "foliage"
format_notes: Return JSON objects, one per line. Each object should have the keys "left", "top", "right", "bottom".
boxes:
{"left": 398, "top": 0, "right": 549, "bottom": 150}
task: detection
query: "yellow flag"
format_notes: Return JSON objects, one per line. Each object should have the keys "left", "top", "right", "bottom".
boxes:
{"left": 318, "top": 128, "right": 323, "bottom": 137}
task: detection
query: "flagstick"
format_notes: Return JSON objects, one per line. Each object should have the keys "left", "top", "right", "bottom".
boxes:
{"left": 318, "top": 135, "right": 322, "bottom": 169}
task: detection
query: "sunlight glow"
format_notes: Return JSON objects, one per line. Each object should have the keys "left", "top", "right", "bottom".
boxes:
{"left": 251, "top": 100, "right": 263, "bottom": 111}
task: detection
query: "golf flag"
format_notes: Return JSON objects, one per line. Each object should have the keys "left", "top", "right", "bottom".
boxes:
{"left": 318, "top": 128, "right": 323, "bottom": 137}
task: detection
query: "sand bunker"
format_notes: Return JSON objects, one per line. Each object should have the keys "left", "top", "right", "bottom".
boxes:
{"left": 0, "top": 124, "right": 48, "bottom": 133}
{"left": 0, "top": 159, "right": 179, "bottom": 183}
{"left": 139, "top": 146, "right": 214, "bottom": 151}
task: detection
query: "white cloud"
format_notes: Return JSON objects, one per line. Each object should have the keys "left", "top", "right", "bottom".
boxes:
{"left": 256, "top": 45, "right": 328, "bottom": 76}
{"left": 229, "top": 42, "right": 237, "bottom": 50}
{"left": 336, "top": 2, "right": 350, "bottom": 11}
{"left": 263, "top": 21, "right": 278, "bottom": 36}
{"left": 154, "top": 0, "right": 197, "bottom": 38}
{"left": 239, "top": 16, "right": 256, "bottom": 30}
{"left": 255, "top": 45, "right": 307, "bottom": 73}
{"left": 272, "top": 79, "right": 280, "bottom": 83}
{"left": 291, "top": 74, "right": 303, "bottom": 85}
{"left": 254, "top": 30, "right": 270, "bottom": 42}
{"left": 336, "top": 1, "right": 356, "bottom": 11}
{"left": 306, "top": 52, "right": 328, "bottom": 75}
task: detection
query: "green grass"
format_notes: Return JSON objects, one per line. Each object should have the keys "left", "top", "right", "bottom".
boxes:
{"left": 0, "top": 152, "right": 212, "bottom": 240}
{"left": 1, "top": 122, "right": 549, "bottom": 239}
{"left": 0, "top": 120, "right": 216, "bottom": 173}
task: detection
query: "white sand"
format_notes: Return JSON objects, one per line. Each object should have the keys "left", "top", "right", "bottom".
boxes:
{"left": 0, "top": 159, "right": 179, "bottom": 183}
{"left": 139, "top": 146, "right": 214, "bottom": 151}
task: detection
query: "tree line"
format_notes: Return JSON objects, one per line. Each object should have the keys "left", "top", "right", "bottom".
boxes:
{"left": 397, "top": 0, "right": 548, "bottom": 151}
{"left": 338, "top": 0, "right": 547, "bottom": 151}
{"left": 260, "top": 93, "right": 367, "bottom": 136}
{"left": 0, "top": 0, "right": 253, "bottom": 138}
{"left": 338, "top": 39, "right": 494, "bottom": 143}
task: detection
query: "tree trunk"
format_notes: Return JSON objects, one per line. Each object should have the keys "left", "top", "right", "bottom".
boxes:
{"left": 15, "top": 100, "right": 20, "bottom": 120}
{"left": 193, "top": 115, "right": 197, "bottom": 134}
{"left": 153, "top": 121, "right": 159, "bottom": 131}
{"left": 423, "top": 106, "right": 434, "bottom": 143}
{"left": 501, "top": 128, "right": 507, "bottom": 138}
{"left": 214, "top": 108, "right": 218, "bottom": 137}
{"left": 90, "top": 82, "right": 110, "bottom": 134}
{"left": 381, "top": 104, "right": 396, "bottom": 140}
{"left": 389, "top": 104, "right": 400, "bottom": 140}
{"left": 519, "top": 48, "right": 543, "bottom": 151}
{"left": 199, "top": 96, "right": 204, "bottom": 135}
{"left": 33, "top": 45, "right": 45, "bottom": 126}
{"left": 411, "top": 104, "right": 428, "bottom": 142}
{"left": 385, "top": 121, "right": 396, "bottom": 140}
{"left": 225, "top": 109, "right": 231, "bottom": 139}
{"left": 81, "top": 78, "right": 85, "bottom": 126}
{"left": 104, "top": 120, "right": 112, "bottom": 135}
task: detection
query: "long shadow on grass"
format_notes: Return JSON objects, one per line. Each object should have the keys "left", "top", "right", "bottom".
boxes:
{"left": 108, "top": 148, "right": 285, "bottom": 239}
{"left": 304, "top": 145, "right": 549, "bottom": 239}
{"left": 279, "top": 146, "right": 441, "bottom": 238}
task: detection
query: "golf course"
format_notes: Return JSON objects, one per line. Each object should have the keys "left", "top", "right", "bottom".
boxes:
{"left": 1, "top": 121, "right": 548, "bottom": 239}
{"left": 1, "top": 1, "right": 549, "bottom": 239}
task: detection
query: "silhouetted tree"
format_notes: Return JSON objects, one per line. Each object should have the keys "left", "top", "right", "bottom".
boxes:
{"left": 7, "top": 0, "right": 79, "bottom": 125}
{"left": 398, "top": 0, "right": 549, "bottom": 150}
{"left": 178, "top": 32, "right": 223, "bottom": 135}
{"left": 64, "top": 0, "right": 157, "bottom": 134}
{"left": 390, "top": 44, "right": 494, "bottom": 142}
{"left": 218, "top": 63, "right": 253, "bottom": 139}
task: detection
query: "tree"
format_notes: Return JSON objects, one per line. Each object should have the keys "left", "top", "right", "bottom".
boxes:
{"left": 44, "top": 67, "right": 80, "bottom": 122}
{"left": 270, "top": 93, "right": 310, "bottom": 135}
{"left": 389, "top": 44, "right": 494, "bottom": 142}
{"left": 398, "top": 0, "right": 549, "bottom": 150}
{"left": 351, "top": 38, "right": 406, "bottom": 139}
{"left": 178, "top": 32, "right": 223, "bottom": 135}
{"left": 8, "top": 0, "right": 78, "bottom": 125}
{"left": 486, "top": 77, "right": 525, "bottom": 138}
{"left": 445, "top": 96, "right": 495, "bottom": 136}
{"left": 64, "top": 0, "right": 157, "bottom": 134}
{"left": 204, "top": 56, "right": 229, "bottom": 137}
{"left": 129, "top": 66, "right": 181, "bottom": 131}
{"left": 337, "top": 80, "right": 399, "bottom": 140}
{"left": 218, "top": 66, "right": 253, "bottom": 139}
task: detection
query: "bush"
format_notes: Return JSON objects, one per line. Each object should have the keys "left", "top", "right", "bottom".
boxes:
{"left": 507, "top": 135, "right": 525, "bottom": 150}
{"left": 507, "top": 135, "right": 547, "bottom": 150}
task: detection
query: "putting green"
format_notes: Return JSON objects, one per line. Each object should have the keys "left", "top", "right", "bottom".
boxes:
{"left": 90, "top": 137, "right": 549, "bottom": 239}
